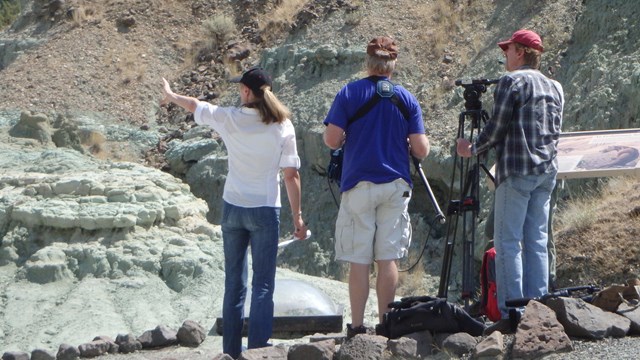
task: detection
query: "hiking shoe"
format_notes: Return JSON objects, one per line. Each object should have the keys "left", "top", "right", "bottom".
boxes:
{"left": 346, "top": 323, "right": 368, "bottom": 339}
{"left": 483, "top": 319, "right": 514, "bottom": 336}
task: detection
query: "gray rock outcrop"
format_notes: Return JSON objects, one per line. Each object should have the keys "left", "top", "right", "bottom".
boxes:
{"left": 474, "top": 331, "right": 504, "bottom": 359}
{"left": 288, "top": 339, "right": 336, "bottom": 360}
{"left": 512, "top": 300, "right": 573, "bottom": 359}
{"left": 547, "top": 297, "right": 631, "bottom": 339}
{"left": 137, "top": 325, "right": 178, "bottom": 349}
{"left": 0, "top": 139, "right": 225, "bottom": 353}
{"left": 177, "top": 320, "right": 207, "bottom": 347}
{"left": 335, "top": 334, "right": 388, "bottom": 360}
{"left": 617, "top": 302, "right": 640, "bottom": 334}
{"left": 8, "top": 111, "right": 51, "bottom": 144}
{"left": 441, "top": 332, "right": 477, "bottom": 357}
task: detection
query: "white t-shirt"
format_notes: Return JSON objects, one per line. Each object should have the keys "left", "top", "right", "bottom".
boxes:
{"left": 194, "top": 102, "right": 300, "bottom": 208}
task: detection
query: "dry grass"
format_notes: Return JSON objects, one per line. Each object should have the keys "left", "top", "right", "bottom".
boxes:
{"left": 404, "top": 0, "right": 491, "bottom": 64}
{"left": 555, "top": 189, "right": 601, "bottom": 233}
{"left": 555, "top": 177, "right": 637, "bottom": 233}
{"left": 555, "top": 176, "right": 640, "bottom": 287}
{"left": 410, "top": 0, "right": 473, "bottom": 57}
{"left": 342, "top": 0, "right": 366, "bottom": 25}
{"left": 367, "top": 262, "right": 432, "bottom": 299}
{"left": 0, "top": 0, "right": 20, "bottom": 29}
{"left": 429, "top": 0, "right": 463, "bottom": 57}
{"left": 344, "top": 11, "right": 362, "bottom": 26}
{"left": 397, "top": 260, "right": 430, "bottom": 296}
{"left": 113, "top": 50, "right": 148, "bottom": 85}
{"left": 202, "top": 14, "right": 237, "bottom": 51}
{"left": 258, "top": 0, "right": 311, "bottom": 42}
{"left": 68, "top": 0, "right": 104, "bottom": 26}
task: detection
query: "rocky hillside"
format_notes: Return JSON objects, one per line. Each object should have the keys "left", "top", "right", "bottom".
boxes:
{"left": 1, "top": 0, "right": 639, "bottom": 356}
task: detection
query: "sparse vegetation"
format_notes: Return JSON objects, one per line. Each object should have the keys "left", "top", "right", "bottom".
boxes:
{"left": 397, "top": 260, "right": 429, "bottom": 296}
{"left": 0, "top": 0, "right": 20, "bottom": 29}
{"left": 258, "top": 0, "right": 310, "bottom": 42}
{"left": 202, "top": 14, "right": 237, "bottom": 50}
{"left": 343, "top": 10, "right": 362, "bottom": 26}
{"left": 68, "top": 0, "right": 103, "bottom": 26}
{"left": 104, "top": 47, "right": 148, "bottom": 85}
{"left": 555, "top": 188, "right": 602, "bottom": 232}
{"left": 429, "top": 0, "right": 463, "bottom": 57}
{"left": 555, "top": 177, "right": 640, "bottom": 287}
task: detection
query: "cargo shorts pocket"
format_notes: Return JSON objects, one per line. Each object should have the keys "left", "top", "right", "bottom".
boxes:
{"left": 335, "top": 217, "right": 355, "bottom": 258}
{"left": 399, "top": 210, "right": 412, "bottom": 256}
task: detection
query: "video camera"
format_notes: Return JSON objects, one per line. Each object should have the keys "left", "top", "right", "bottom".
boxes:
{"left": 455, "top": 78, "right": 501, "bottom": 86}
{"left": 455, "top": 78, "right": 500, "bottom": 112}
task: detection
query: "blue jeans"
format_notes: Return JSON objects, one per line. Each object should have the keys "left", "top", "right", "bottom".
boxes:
{"left": 221, "top": 201, "right": 280, "bottom": 359}
{"left": 494, "top": 172, "right": 556, "bottom": 318}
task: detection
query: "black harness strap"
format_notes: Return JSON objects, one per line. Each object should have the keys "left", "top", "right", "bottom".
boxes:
{"left": 347, "top": 77, "right": 410, "bottom": 125}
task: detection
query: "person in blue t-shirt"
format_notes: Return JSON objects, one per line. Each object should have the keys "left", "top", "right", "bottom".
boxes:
{"left": 323, "top": 36, "right": 430, "bottom": 338}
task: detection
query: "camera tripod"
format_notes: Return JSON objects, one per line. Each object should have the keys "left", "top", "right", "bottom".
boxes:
{"left": 437, "top": 78, "right": 499, "bottom": 308}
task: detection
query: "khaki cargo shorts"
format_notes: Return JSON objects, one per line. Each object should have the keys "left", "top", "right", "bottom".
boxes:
{"left": 334, "top": 179, "right": 412, "bottom": 264}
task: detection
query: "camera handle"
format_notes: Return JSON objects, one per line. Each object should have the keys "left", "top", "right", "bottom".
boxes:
{"left": 412, "top": 156, "right": 445, "bottom": 224}
{"left": 397, "top": 157, "right": 446, "bottom": 273}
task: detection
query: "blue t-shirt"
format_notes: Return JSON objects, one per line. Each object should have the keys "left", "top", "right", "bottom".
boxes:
{"left": 323, "top": 76, "right": 426, "bottom": 192}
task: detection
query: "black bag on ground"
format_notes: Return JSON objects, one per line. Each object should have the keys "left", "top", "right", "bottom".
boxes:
{"left": 378, "top": 296, "right": 486, "bottom": 339}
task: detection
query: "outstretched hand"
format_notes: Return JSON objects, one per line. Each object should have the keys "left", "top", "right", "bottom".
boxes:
{"left": 160, "top": 77, "right": 172, "bottom": 106}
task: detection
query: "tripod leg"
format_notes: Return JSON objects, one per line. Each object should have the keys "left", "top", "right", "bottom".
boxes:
{"left": 437, "top": 112, "right": 468, "bottom": 298}
{"left": 461, "top": 162, "right": 480, "bottom": 308}
{"left": 438, "top": 109, "right": 486, "bottom": 302}
{"left": 437, "top": 216, "right": 458, "bottom": 298}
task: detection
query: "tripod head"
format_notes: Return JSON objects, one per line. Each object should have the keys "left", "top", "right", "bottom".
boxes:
{"left": 455, "top": 78, "right": 500, "bottom": 111}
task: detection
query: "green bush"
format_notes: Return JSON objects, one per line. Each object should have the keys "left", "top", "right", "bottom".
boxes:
{"left": 202, "top": 15, "right": 237, "bottom": 50}
{"left": 0, "top": 0, "right": 20, "bottom": 29}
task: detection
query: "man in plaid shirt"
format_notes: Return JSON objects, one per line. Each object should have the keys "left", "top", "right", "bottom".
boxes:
{"left": 457, "top": 29, "right": 564, "bottom": 335}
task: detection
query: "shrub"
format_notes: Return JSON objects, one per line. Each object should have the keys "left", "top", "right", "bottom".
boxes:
{"left": 0, "top": 0, "right": 20, "bottom": 29}
{"left": 202, "top": 15, "right": 237, "bottom": 50}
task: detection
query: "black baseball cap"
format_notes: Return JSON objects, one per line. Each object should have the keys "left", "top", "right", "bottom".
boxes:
{"left": 229, "top": 66, "right": 272, "bottom": 94}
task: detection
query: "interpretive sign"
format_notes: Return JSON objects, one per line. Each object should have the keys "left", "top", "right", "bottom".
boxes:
{"left": 557, "top": 128, "right": 640, "bottom": 180}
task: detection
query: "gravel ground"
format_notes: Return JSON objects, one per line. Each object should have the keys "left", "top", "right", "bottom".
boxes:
{"left": 83, "top": 332, "right": 640, "bottom": 360}
{"left": 545, "top": 336, "right": 640, "bottom": 360}
{"left": 489, "top": 334, "right": 640, "bottom": 360}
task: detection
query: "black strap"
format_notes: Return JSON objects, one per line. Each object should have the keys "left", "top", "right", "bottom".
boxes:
{"left": 347, "top": 77, "right": 410, "bottom": 126}
{"left": 390, "top": 95, "right": 411, "bottom": 120}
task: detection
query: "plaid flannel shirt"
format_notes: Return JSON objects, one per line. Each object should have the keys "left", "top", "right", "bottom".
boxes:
{"left": 473, "top": 67, "right": 564, "bottom": 187}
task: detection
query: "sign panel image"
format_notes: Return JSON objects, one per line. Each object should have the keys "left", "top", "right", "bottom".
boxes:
{"left": 557, "top": 129, "right": 640, "bottom": 180}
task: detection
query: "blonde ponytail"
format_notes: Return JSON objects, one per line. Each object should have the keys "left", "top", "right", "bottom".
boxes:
{"left": 254, "top": 86, "right": 291, "bottom": 124}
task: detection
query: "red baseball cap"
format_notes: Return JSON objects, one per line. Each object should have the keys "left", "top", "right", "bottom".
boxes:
{"left": 498, "top": 29, "right": 544, "bottom": 52}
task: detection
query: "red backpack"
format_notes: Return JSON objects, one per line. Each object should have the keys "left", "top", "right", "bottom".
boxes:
{"left": 480, "top": 247, "right": 501, "bottom": 321}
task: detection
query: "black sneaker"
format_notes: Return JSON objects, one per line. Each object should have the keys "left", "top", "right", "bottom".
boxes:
{"left": 346, "top": 323, "right": 368, "bottom": 339}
